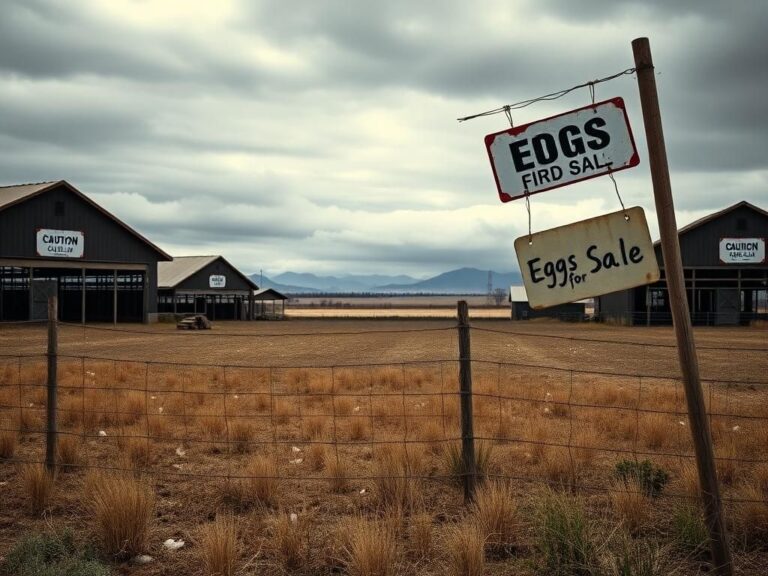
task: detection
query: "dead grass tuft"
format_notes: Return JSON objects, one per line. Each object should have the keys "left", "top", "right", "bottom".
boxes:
{"left": 230, "top": 421, "right": 254, "bottom": 454}
{"left": 471, "top": 480, "right": 519, "bottom": 554}
{"left": 340, "top": 517, "right": 397, "bottom": 576}
{"left": 199, "top": 515, "right": 239, "bottom": 576}
{"left": 57, "top": 435, "right": 82, "bottom": 469}
{"left": 326, "top": 454, "right": 349, "bottom": 493}
{"left": 270, "top": 513, "right": 305, "bottom": 571}
{"left": 84, "top": 470, "right": 154, "bottom": 558}
{"left": 244, "top": 455, "right": 280, "bottom": 508}
{"left": 734, "top": 484, "right": 768, "bottom": 548}
{"left": 308, "top": 443, "right": 327, "bottom": 471}
{"left": 444, "top": 520, "right": 485, "bottom": 576}
{"left": 19, "top": 464, "right": 55, "bottom": 515}
{"left": 609, "top": 477, "right": 650, "bottom": 535}
{"left": 0, "top": 430, "right": 18, "bottom": 459}
{"left": 408, "top": 512, "right": 433, "bottom": 559}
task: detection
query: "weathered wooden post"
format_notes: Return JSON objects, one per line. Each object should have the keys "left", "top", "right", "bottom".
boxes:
{"left": 457, "top": 300, "right": 477, "bottom": 502}
{"left": 632, "top": 36, "right": 732, "bottom": 576}
{"left": 46, "top": 294, "right": 58, "bottom": 475}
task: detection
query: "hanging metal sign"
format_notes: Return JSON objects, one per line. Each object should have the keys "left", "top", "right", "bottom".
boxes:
{"left": 485, "top": 97, "right": 639, "bottom": 202}
{"left": 514, "top": 207, "right": 659, "bottom": 309}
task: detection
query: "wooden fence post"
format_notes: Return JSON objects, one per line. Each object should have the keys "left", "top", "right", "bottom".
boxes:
{"left": 632, "top": 37, "right": 732, "bottom": 576}
{"left": 457, "top": 300, "right": 476, "bottom": 502}
{"left": 46, "top": 294, "right": 58, "bottom": 475}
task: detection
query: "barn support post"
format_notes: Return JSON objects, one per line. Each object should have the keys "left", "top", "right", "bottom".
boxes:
{"left": 45, "top": 294, "right": 58, "bottom": 475}
{"left": 81, "top": 268, "right": 86, "bottom": 325}
{"left": 457, "top": 300, "right": 476, "bottom": 503}
{"left": 113, "top": 269, "right": 118, "bottom": 325}
{"left": 633, "top": 37, "right": 732, "bottom": 576}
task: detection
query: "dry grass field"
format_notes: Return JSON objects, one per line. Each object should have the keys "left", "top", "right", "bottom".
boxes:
{"left": 0, "top": 318, "right": 767, "bottom": 575}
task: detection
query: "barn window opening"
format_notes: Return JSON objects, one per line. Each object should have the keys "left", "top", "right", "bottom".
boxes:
{"left": 54, "top": 201, "right": 65, "bottom": 216}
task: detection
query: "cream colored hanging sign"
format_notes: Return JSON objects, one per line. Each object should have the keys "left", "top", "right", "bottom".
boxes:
{"left": 514, "top": 207, "right": 660, "bottom": 309}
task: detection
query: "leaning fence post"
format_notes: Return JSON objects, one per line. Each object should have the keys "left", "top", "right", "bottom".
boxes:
{"left": 457, "top": 300, "right": 476, "bottom": 502}
{"left": 46, "top": 294, "right": 58, "bottom": 475}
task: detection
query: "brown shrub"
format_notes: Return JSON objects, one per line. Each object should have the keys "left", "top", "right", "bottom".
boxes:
{"left": 308, "top": 443, "right": 327, "bottom": 471}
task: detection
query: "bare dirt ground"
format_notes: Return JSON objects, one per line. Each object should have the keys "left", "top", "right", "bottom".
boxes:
{"left": 0, "top": 319, "right": 766, "bottom": 575}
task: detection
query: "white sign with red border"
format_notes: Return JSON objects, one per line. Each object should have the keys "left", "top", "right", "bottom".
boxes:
{"left": 485, "top": 97, "right": 640, "bottom": 202}
{"left": 36, "top": 229, "right": 84, "bottom": 258}
{"left": 719, "top": 238, "right": 765, "bottom": 264}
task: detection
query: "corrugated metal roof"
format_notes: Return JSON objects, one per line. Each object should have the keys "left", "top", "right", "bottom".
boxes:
{"left": 0, "top": 181, "right": 60, "bottom": 209}
{"left": 158, "top": 256, "right": 219, "bottom": 288}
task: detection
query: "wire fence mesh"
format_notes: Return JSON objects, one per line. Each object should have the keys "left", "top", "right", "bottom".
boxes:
{"left": 1, "top": 320, "right": 766, "bottom": 510}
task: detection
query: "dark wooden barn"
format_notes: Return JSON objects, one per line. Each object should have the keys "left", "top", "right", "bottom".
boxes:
{"left": 157, "top": 256, "right": 258, "bottom": 320}
{"left": 509, "top": 286, "right": 587, "bottom": 321}
{"left": 598, "top": 201, "right": 768, "bottom": 326}
{"left": 0, "top": 180, "right": 171, "bottom": 323}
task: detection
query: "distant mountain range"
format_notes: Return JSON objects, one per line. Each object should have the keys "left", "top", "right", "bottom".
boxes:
{"left": 249, "top": 267, "right": 522, "bottom": 295}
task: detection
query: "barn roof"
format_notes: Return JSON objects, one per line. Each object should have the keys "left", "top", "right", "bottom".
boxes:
{"left": 0, "top": 180, "right": 172, "bottom": 261}
{"left": 158, "top": 255, "right": 258, "bottom": 290}
{"left": 253, "top": 288, "right": 288, "bottom": 301}
{"left": 654, "top": 201, "right": 768, "bottom": 246}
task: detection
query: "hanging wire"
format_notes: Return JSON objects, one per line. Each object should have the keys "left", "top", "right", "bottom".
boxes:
{"left": 457, "top": 67, "right": 636, "bottom": 122}
{"left": 503, "top": 105, "right": 514, "bottom": 127}
{"left": 588, "top": 81, "right": 596, "bottom": 105}
{"left": 608, "top": 171, "right": 629, "bottom": 220}
{"left": 524, "top": 190, "right": 532, "bottom": 244}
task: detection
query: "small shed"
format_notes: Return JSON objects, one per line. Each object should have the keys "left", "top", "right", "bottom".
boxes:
{"left": 509, "top": 286, "right": 587, "bottom": 321}
{"left": 158, "top": 256, "right": 258, "bottom": 320}
{"left": 252, "top": 288, "right": 289, "bottom": 319}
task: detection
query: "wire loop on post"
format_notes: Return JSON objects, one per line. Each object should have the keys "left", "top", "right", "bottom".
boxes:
{"left": 503, "top": 105, "right": 514, "bottom": 127}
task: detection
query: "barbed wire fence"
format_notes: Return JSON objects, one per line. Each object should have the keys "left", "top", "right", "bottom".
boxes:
{"left": 1, "top": 311, "right": 767, "bottom": 514}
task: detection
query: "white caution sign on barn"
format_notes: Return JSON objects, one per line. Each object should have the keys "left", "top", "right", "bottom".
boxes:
{"left": 485, "top": 98, "right": 639, "bottom": 202}
{"left": 36, "top": 229, "right": 84, "bottom": 258}
{"left": 514, "top": 207, "right": 659, "bottom": 309}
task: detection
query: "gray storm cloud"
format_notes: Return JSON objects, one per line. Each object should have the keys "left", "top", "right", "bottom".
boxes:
{"left": 0, "top": 0, "right": 766, "bottom": 276}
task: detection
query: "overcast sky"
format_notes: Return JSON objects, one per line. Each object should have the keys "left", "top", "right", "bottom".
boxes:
{"left": 1, "top": 0, "right": 766, "bottom": 278}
